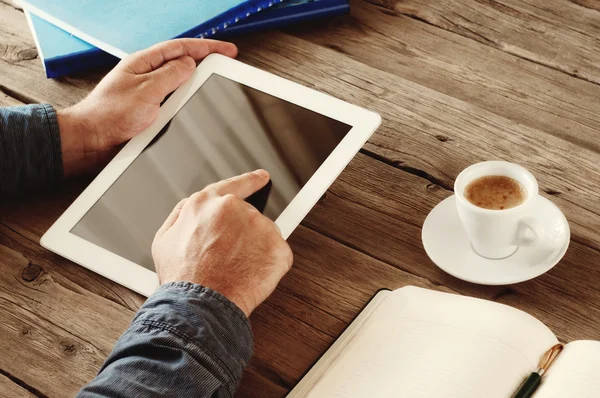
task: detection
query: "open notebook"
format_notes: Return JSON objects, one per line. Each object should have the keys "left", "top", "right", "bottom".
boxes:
{"left": 288, "top": 287, "right": 600, "bottom": 397}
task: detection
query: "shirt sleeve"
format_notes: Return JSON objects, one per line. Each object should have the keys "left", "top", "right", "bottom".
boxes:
{"left": 77, "top": 282, "right": 254, "bottom": 398}
{"left": 0, "top": 104, "right": 63, "bottom": 198}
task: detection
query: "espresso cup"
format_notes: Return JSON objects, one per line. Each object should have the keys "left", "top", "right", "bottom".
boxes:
{"left": 454, "top": 161, "right": 545, "bottom": 259}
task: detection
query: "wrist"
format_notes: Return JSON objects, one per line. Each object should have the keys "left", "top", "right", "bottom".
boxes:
{"left": 215, "top": 289, "right": 254, "bottom": 318}
{"left": 161, "top": 276, "right": 254, "bottom": 317}
{"left": 57, "top": 107, "right": 100, "bottom": 177}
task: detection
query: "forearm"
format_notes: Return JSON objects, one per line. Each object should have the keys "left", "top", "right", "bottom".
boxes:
{"left": 0, "top": 104, "right": 63, "bottom": 198}
{"left": 78, "top": 282, "right": 253, "bottom": 398}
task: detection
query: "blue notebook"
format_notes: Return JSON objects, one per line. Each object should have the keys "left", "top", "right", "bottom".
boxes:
{"left": 26, "top": 0, "right": 350, "bottom": 79}
{"left": 20, "top": 0, "right": 285, "bottom": 58}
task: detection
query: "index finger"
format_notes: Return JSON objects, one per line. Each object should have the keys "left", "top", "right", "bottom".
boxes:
{"left": 207, "top": 170, "right": 270, "bottom": 199}
{"left": 120, "top": 39, "right": 238, "bottom": 75}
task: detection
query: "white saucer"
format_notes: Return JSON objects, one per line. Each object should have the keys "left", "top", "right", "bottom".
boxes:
{"left": 422, "top": 195, "right": 570, "bottom": 285}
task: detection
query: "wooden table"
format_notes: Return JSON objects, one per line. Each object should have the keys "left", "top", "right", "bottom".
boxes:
{"left": 2, "top": 0, "right": 600, "bottom": 396}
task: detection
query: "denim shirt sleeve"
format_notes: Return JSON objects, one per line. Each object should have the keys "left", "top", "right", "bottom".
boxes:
{"left": 0, "top": 104, "right": 63, "bottom": 198}
{"left": 77, "top": 282, "right": 254, "bottom": 398}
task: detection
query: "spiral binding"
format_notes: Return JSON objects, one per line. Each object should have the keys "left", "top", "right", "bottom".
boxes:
{"left": 198, "top": 0, "right": 284, "bottom": 38}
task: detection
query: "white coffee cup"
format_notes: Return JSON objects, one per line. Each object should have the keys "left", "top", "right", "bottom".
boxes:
{"left": 454, "top": 161, "right": 545, "bottom": 259}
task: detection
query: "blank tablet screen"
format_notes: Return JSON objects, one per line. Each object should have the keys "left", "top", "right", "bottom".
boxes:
{"left": 71, "top": 74, "right": 352, "bottom": 270}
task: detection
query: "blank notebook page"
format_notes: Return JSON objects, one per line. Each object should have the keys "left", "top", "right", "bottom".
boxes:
{"left": 306, "top": 287, "right": 558, "bottom": 398}
{"left": 535, "top": 340, "right": 600, "bottom": 397}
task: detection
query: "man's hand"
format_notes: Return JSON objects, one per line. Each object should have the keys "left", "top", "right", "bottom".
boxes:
{"left": 151, "top": 170, "right": 294, "bottom": 317}
{"left": 57, "top": 39, "right": 237, "bottom": 177}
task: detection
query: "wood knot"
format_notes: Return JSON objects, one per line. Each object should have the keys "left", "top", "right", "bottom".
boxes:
{"left": 21, "top": 327, "right": 29, "bottom": 335}
{"left": 18, "top": 47, "right": 38, "bottom": 61}
{"left": 60, "top": 340, "right": 78, "bottom": 356}
{"left": 22, "top": 262, "right": 43, "bottom": 282}
{"left": 0, "top": 44, "right": 38, "bottom": 62}
{"left": 435, "top": 135, "right": 452, "bottom": 142}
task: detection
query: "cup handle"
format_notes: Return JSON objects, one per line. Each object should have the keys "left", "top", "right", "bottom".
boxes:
{"left": 515, "top": 218, "right": 545, "bottom": 247}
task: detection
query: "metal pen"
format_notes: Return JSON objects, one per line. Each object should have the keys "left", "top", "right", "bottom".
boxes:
{"left": 512, "top": 343, "right": 564, "bottom": 398}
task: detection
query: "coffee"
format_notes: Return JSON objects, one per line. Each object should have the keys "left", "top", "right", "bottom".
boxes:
{"left": 464, "top": 175, "right": 525, "bottom": 210}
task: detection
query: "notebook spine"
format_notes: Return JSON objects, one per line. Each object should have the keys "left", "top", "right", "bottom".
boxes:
{"left": 44, "top": 48, "right": 118, "bottom": 79}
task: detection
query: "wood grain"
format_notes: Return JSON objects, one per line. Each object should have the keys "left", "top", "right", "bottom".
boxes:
{"left": 570, "top": 0, "right": 600, "bottom": 11}
{"left": 0, "top": 374, "right": 37, "bottom": 398}
{"left": 0, "top": 88, "right": 25, "bottom": 107}
{"left": 287, "top": 0, "right": 600, "bottom": 153}
{"left": 0, "top": 226, "right": 136, "bottom": 397}
{"left": 0, "top": 0, "right": 20, "bottom": 8}
{"left": 365, "top": 0, "right": 600, "bottom": 85}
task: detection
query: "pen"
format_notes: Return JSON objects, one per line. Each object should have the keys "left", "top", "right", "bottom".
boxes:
{"left": 512, "top": 344, "right": 564, "bottom": 398}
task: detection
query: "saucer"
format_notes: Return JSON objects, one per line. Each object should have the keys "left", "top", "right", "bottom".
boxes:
{"left": 422, "top": 195, "right": 570, "bottom": 285}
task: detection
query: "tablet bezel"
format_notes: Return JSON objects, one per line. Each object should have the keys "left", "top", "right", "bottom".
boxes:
{"left": 41, "top": 54, "right": 381, "bottom": 297}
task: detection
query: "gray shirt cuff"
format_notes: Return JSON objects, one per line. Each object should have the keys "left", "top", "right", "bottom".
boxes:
{"left": 132, "top": 282, "right": 254, "bottom": 383}
{"left": 79, "top": 282, "right": 253, "bottom": 398}
{"left": 0, "top": 104, "right": 63, "bottom": 198}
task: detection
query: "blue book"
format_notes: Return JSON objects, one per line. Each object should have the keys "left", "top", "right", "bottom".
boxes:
{"left": 25, "top": 0, "right": 350, "bottom": 79}
{"left": 21, "top": 0, "right": 286, "bottom": 58}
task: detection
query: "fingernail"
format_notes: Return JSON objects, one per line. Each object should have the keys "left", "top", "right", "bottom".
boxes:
{"left": 255, "top": 169, "right": 269, "bottom": 179}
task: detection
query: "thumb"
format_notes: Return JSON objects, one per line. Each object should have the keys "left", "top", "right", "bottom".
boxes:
{"left": 143, "top": 55, "right": 196, "bottom": 104}
{"left": 156, "top": 198, "right": 187, "bottom": 237}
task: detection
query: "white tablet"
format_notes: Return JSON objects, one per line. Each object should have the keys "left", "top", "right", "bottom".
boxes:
{"left": 41, "top": 54, "right": 381, "bottom": 297}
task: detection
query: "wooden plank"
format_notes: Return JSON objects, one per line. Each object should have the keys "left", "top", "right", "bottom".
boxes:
{"left": 233, "top": 33, "right": 600, "bottom": 254}
{"left": 363, "top": 0, "right": 600, "bottom": 85}
{"left": 236, "top": 366, "right": 288, "bottom": 398}
{"left": 285, "top": 0, "right": 600, "bottom": 152}
{"left": 0, "top": 373, "right": 37, "bottom": 398}
{"left": 0, "top": 231, "right": 135, "bottom": 397}
{"left": 0, "top": 0, "right": 20, "bottom": 8}
{"left": 571, "top": 0, "right": 600, "bottom": 11}
{"left": 0, "top": 2, "right": 100, "bottom": 107}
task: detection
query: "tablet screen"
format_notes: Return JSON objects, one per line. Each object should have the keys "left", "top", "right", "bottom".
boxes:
{"left": 71, "top": 74, "right": 352, "bottom": 270}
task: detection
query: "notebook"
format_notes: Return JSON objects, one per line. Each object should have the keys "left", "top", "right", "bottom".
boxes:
{"left": 288, "top": 287, "right": 600, "bottom": 397}
{"left": 19, "top": 0, "right": 285, "bottom": 58}
{"left": 24, "top": 0, "right": 350, "bottom": 79}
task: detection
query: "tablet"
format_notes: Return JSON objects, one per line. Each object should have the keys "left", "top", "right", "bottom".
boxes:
{"left": 41, "top": 54, "right": 381, "bottom": 296}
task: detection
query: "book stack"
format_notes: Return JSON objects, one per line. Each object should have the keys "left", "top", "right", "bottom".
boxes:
{"left": 20, "top": 0, "right": 350, "bottom": 79}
